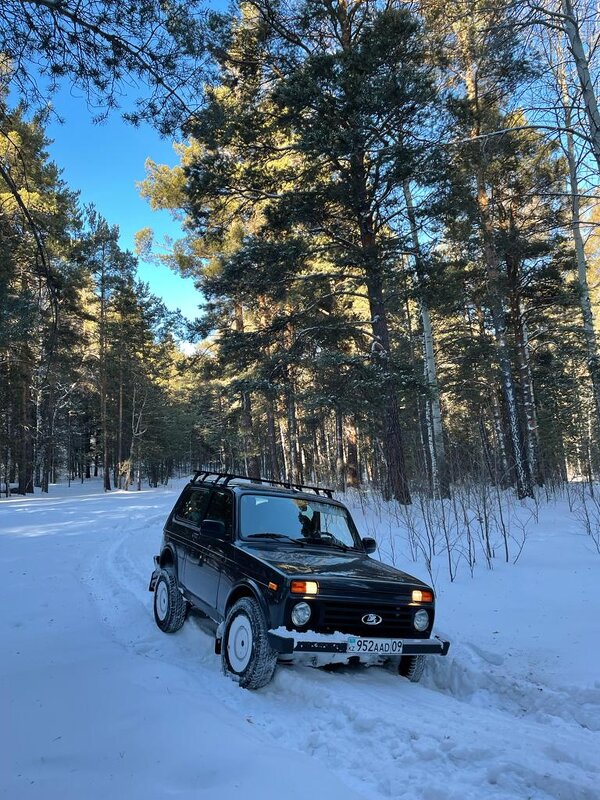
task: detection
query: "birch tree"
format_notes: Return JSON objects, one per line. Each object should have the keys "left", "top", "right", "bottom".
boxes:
{"left": 424, "top": 0, "right": 538, "bottom": 497}
{"left": 534, "top": 25, "right": 600, "bottom": 450}
{"left": 403, "top": 180, "right": 450, "bottom": 498}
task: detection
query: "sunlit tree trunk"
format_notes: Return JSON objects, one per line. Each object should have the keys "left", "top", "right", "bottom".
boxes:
{"left": 460, "top": 53, "right": 533, "bottom": 498}
{"left": 403, "top": 180, "right": 450, "bottom": 498}
{"left": 559, "top": 72, "right": 600, "bottom": 435}
{"left": 99, "top": 251, "right": 111, "bottom": 492}
{"left": 560, "top": 0, "right": 600, "bottom": 173}
{"left": 345, "top": 417, "right": 360, "bottom": 488}
{"left": 278, "top": 416, "right": 290, "bottom": 479}
{"left": 117, "top": 358, "right": 124, "bottom": 488}
{"left": 234, "top": 302, "right": 261, "bottom": 478}
{"left": 285, "top": 376, "right": 299, "bottom": 483}
{"left": 266, "top": 398, "right": 280, "bottom": 477}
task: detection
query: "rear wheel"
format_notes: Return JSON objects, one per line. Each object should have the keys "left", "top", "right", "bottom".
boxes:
{"left": 153, "top": 568, "right": 186, "bottom": 633}
{"left": 398, "top": 654, "right": 426, "bottom": 683}
{"left": 222, "top": 597, "right": 277, "bottom": 690}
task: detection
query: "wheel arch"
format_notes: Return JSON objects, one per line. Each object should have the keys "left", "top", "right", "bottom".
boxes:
{"left": 159, "top": 543, "right": 179, "bottom": 576}
{"left": 225, "top": 580, "right": 271, "bottom": 627}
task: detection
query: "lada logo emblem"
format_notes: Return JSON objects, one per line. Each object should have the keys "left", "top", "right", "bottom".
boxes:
{"left": 362, "top": 613, "right": 382, "bottom": 625}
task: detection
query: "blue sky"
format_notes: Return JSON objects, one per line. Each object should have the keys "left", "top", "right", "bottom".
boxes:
{"left": 44, "top": 87, "right": 203, "bottom": 321}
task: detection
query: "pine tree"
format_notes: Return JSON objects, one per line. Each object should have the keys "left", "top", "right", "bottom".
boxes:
{"left": 174, "top": 0, "right": 440, "bottom": 501}
{"left": 0, "top": 97, "right": 81, "bottom": 493}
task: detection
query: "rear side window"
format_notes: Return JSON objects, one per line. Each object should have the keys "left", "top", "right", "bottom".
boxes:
{"left": 176, "top": 488, "right": 211, "bottom": 526}
{"left": 204, "top": 490, "right": 233, "bottom": 536}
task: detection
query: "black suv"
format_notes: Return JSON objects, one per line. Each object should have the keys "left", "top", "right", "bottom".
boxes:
{"left": 149, "top": 471, "right": 450, "bottom": 689}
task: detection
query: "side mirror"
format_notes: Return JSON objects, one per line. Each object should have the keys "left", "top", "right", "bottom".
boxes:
{"left": 362, "top": 537, "right": 377, "bottom": 554}
{"left": 202, "top": 519, "right": 227, "bottom": 538}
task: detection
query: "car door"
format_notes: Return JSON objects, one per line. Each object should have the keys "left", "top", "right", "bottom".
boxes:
{"left": 169, "top": 486, "right": 211, "bottom": 590}
{"left": 184, "top": 488, "right": 234, "bottom": 615}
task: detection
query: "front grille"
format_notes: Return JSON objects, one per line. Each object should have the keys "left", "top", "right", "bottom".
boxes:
{"left": 318, "top": 600, "right": 427, "bottom": 638}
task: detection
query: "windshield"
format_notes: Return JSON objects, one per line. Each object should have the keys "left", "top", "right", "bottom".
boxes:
{"left": 239, "top": 494, "right": 361, "bottom": 549}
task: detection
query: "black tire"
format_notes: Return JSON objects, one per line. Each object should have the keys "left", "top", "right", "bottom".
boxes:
{"left": 398, "top": 654, "right": 426, "bottom": 683}
{"left": 153, "top": 568, "right": 186, "bottom": 633}
{"left": 222, "top": 597, "right": 277, "bottom": 690}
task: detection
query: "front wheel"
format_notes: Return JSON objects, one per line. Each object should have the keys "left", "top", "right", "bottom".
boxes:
{"left": 222, "top": 597, "right": 277, "bottom": 690}
{"left": 398, "top": 654, "right": 426, "bottom": 683}
{"left": 153, "top": 568, "right": 186, "bottom": 633}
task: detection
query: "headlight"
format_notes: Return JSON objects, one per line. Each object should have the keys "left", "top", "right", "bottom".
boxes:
{"left": 291, "top": 601, "right": 311, "bottom": 627}
{"left": 413, "top": 609, "right": 429, "bottom": 631}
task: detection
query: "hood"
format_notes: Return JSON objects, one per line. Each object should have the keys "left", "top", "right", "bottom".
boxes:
{"left": 239, "top": 543, "right": 430, "bottom": 594}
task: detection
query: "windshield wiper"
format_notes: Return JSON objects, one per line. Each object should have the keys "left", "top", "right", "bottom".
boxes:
{"left": 246, "top": 532, "right": 306, "bottom": 546}
{"left": 304, "top": 532, "right": 350, "bottom": 551}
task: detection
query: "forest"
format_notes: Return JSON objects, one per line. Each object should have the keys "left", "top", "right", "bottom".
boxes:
{"left": 2, "top": 0, "right": 600, "bottom": 504}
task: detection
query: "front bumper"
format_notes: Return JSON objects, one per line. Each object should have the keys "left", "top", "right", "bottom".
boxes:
{"left": 268, "top": 629, "right": 450, "bottom": 657}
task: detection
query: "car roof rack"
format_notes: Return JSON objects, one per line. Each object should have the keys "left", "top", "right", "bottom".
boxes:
{"left": 190, "top": 469, "right": 334, "bottom": 499}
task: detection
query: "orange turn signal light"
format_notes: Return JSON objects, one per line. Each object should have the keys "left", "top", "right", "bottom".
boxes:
{"left": 412, "top": 589, "right": 433, "bottom": 603}
{"left": 291, "top": 580, "right": 318, "bottom": 595}
{"left": 268, "top": 582, "right": 278, "bottom": 591}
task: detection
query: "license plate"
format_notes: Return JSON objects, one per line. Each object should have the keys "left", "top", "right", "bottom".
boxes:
{"left": 347, "top": 636, "right": 403, "bottom": 654}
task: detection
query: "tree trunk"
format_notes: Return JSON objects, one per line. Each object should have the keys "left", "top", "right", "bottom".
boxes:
{"left": 560, "top": 78, "right": 600, "bottom": 437}
{"left": 40, "top": 396, "right": 56, "bottom": 494}
{"left": 234, "top": 303, "right": 261, "bottom": 478}
{"left": 266, "top": 398, "right": 280, "bottom": 477}
{"left": 365, "top": 269, "right": 411, "bottom": 503}
{"left": 241, "top": 391, "right": 261, "bottom": 478}
{"left": 404, "top": 285, "right": 434, "bottom": 494}
{"left": 345, "top": 417, "right": 360, "bottom": 488}
{"left": 101, "top": 389, "right": 111, "bottom": 491}
{"left": 475, "top": 172, "right": 532, "bottom": 499}
{"left": 403, "top": 180, "right": 450, "bottom": 498}
{"left": 506, "top": 251, "right": 542, "bottom": 486}
{"left": 278, "top": 417, "right": 290, "bottom": 479}
{"left": 560, "top": 0, "right": 600, "bottom": 174}
{"left": 335, "top": 408, "right": 345, "bottom": 490}
{"left": 349, "top": 131, "right": 410, "bottom": 503}
{"left": 491, "top": 390, "right": 511, "bottom": 487}
{"left": 516, "top": 306, "right": 542, "bottom": 485}
{"left": 117, "top": 362, "right": 123, "bottom": 488}
{"left": 455, "top": 33, "right": 532, "bottom": 498}
{"left": 99, "top": 254, "right": 111, "bottom": 492}
{"left": 285, "top": 378, "right": 299, "bottom": 483}
{"left": 17, "top": 376, "right": 34, "bottom": 494}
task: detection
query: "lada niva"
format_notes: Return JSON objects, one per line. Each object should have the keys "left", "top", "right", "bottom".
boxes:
{"left": 149, "top": 471, "right": 450, "bottom": 689}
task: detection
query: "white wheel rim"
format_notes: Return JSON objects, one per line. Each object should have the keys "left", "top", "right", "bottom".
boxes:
{"left": 156, "top": 580, "right": 169, "bottom": 621}
{"left": 227, "top": 614, "right": 253, "bottom": 673}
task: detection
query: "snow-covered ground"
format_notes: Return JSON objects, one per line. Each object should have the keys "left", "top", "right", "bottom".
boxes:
{"left": 2, "top": 478, "right": 599, "bottom": 800}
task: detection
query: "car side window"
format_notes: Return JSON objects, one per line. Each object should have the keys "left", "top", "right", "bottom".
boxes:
{"left": 176, "top": 488, "right": 211, "bottom": 526}
{"left": 204, "top": 490, "right": 233, "bottom": 536}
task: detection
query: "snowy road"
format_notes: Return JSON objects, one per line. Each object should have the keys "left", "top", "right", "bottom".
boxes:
{"left": 2, "top": 481, "right": 599, "bottom": 800}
